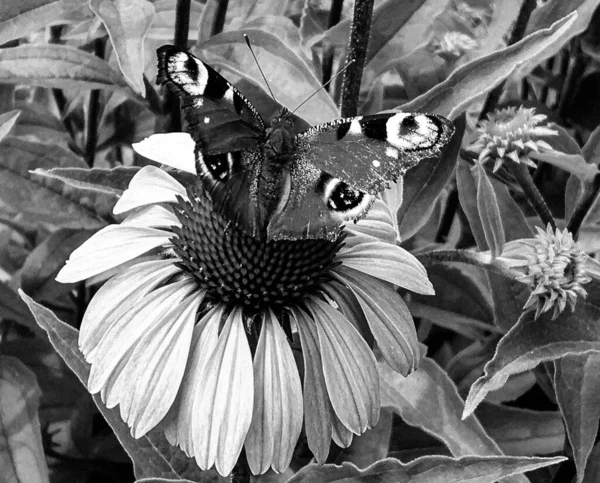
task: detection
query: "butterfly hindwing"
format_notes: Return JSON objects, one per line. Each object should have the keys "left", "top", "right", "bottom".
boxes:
{"left": 296, "top": 112, "right": 455, "bottom": 193}
{"left": 157, "top": 45, "right": 265, "bottom": 154}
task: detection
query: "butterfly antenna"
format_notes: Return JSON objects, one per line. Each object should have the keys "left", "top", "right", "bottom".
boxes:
{"left": 291, "top": 59, "right": 355, "bottom": 115}
{"left": 244, "top": 34, "right": 278, "bottom": 104}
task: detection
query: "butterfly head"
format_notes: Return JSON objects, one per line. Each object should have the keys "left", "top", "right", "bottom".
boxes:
{"left": 265, "top": 108, "right": 296, "bottom": 157}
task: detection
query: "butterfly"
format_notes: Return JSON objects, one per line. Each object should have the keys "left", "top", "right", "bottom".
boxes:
{"left": 157, "top": 45, "right": 455, "bottom": 241}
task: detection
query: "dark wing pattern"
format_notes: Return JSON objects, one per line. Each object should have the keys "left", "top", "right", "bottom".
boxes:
{"left": 295, "top": 112, "right": 455, "bottom": 193}
{"left": 157, "top": 45, "right": 265, "bottom": 154}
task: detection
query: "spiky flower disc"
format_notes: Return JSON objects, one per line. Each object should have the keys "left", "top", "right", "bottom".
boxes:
{"left": 517, "top": 225, "right": 591, "bottom": 319}
{"left": 470, "top": 107, "right": 557, "bottom": 172}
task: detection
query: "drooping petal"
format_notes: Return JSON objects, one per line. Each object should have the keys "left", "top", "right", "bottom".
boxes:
{"left": 337, "top": 240, "right": 433, "bottom": 295}
{"left": 79, "top": 259, "right": 181, "bottom": 357}
{"left": 87, "top": 278, "right": 195, "bottom": 396}
{"left": 321, "top": 280, "right": 372, "bottom": 344}
{"left": 333, "top": 266, "right": 420, "bottom": 376}
{"left": 291, "top": 306, "right": 332, "bottom": 464}
{"left": 346, "top": 198, "right": 397, "bottom": 244}
{"left": 120, "top": 204, "right": 181, "bottom": 229}
{"left": 133, "top": 133, "right": 196, "bottom": 174}
{"left": 331, "top": 412, "right": 353, "bottom": 448}
{"left": 306, "top": 296, "right": 380, "bottom": 434}
{"left": 164, "top": 306, "right": 224, "bottom": 455}
{"left": 56, "top": 225, "right": 173, "bottom": 283}
{"left": 113, "top": 165, "right": 187, "bottom": 215}
{"left": 192, "top": 308, "right": 254, "bottom": 476}
{"left": 246, "top": 310, "right": 303, "bottom": 474}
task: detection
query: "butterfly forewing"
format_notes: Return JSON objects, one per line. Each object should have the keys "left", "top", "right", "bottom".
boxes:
{"left": 296, "top": 112, "right": 455, "bottom": 193}
{"left": 157, "top": 45, "right": 266, "bottom": 154}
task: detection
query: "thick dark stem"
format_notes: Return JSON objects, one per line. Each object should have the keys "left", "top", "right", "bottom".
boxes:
{"left": 478, "top": 0, "right": 537, "bottom": 121}
{"left": 231, "top": 449, "right": 251, "bottom": 483}
{"left": 339, "top": 0, "right": 374, "bottom": 117}
{"left": 84, "top": 38, "right": 104, "bottom": 166}
{"left": 567, "top": 173, "right": 600, "bottom": 239}
{"left": 558, "top": 39, "right": 585, "bottom": 120}
{"left": 211, "top": 0, "right": 230, "bottom": 37}
{"left": 322, "top": 0, "right": 345, "bottom": 88}
{"left": 510, "top": 162, "right": 556, "bottom": 230}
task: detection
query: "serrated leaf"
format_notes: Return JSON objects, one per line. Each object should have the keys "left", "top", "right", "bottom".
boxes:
{"left": 90, "top": 0, "right": 155, "bottom": 96}
{"left": 476, "top": 402, "right": 565, "bottom": 456}
{"left": 0, "top": 138, "right": 105, "bottom": 228}
{"left": 0, "top": 355, "right": 50, "bottom": 483}
{"left": 288, "top": 455, "right": 565, "bottom": 483}
{"left": 554, "top": 353, "right": 600, "bottom": 483}
{"left": 0, "top": 44, "right": 135, "bottom": 94}
{"left": 199, "top": 29, "right": 338, "bottom": 124}
{"left": 0, "top": 109, "right": 20, "bottom": 143}
{"left": 392, "top": 114, "right": 464, "bottom": 240}
{"left": 463, "top": 303, "right": 600, "bottom": 418}
{"left": 476, "top": 162, "right": 505, "bottom": 258}
{"left": 0, "top": 0, "right": 91, "bottom": 45}
{"left": 19, "top": 292, "right": 217, "bottom": 481}
{"left": 399, "top": 13, "right": 577, "bottom": 118}
{"left": 20, "top": 228, "right": 94, "bottom": 301}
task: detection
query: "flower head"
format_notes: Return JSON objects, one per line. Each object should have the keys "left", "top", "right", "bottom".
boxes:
{"left": 470, "top": 107, "right": 557, "bottom": 172}
{"left": 56, "top": 133, "right": 433, "bottom": 476}
{"left": 432, "top": 32, "right": 479, "bottom": 60}
{"left": 500, "top": 225, "right": 591, "bottom": 319}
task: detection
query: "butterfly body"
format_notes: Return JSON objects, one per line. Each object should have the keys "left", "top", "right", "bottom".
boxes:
{"left": 157, "top": 45, "right": 455, "bottom": 241}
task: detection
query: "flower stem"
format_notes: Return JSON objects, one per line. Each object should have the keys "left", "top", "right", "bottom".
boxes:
{"left": 84, "top": 38, "right": 104, "bottom": 167}
{"left": 211, "top": 0, "right": 230, "bottom": 37}
{"left": 567, "top": 173, "right": 600, "bottom": 239}
{"left": 509, "top": 162, "right": 556, "bottom": 231}
{"left": 416, "top": 250, "right": 518, "bottom": 281}
{"left": 339, "top": 0, "right": 374, "bottom": 117}
{"left": 478, "top": 0, "right": 536, "bottom": 121}
{"left": 231, "top": 449, "right": 251, "bottom": 483}
{"left": 322, "top": 0, "right": 345, "bottom": 89}
{"left": 167, "top": 0, "right": 192, "bottom": 132}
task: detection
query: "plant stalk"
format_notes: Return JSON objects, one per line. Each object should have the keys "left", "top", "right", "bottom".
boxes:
{"left": 510, "top": 162, "right": 556, "bottom": 230}
{"left": 567, "top": 173, "right": 600, "bottom": 238}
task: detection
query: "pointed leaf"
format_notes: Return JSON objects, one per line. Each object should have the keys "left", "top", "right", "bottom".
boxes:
{"left": 0, "top": 355, "right": 50, "bottom": 483}
{"left": 464, "top": 304, "right": 600, "bottom": 417}
{"left": 554, "top": 353, "right": 600, "bottom": 483}
{"left": 19, "top": 292, "right": 213, "bottom": 481}
{"left": 0, "top": 109, "right": 20, "bottom": 143}
{"left": 476, "top": 162, "right": 505, "bottom": 258}
{"left": 457, "top": 158, "right": 488, "bottom": 249}
{"left": 0, "top": 281, "right": 39, "bottom": 333}
{"left": 399, "top": 13, "right": 577, "bottom": 118}
{"left": 288, "top": 455, "right": 566, "bottom": 483}
{"left": 0, "top": 44, "right": 134, "bottom": 94}
{"left": 531, "top": 151, "right": 599, "bottom": 182}
{"left": 90, "top": 0, "right": 155, "bottom": 96}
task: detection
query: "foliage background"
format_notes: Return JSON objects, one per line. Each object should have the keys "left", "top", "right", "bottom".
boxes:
{"left": 1, "top": 0, "right": 600, "bottom": 482}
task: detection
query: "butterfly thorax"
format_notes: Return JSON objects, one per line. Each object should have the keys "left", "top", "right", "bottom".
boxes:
{"left": 258, "top": 111, "right": 296, "bottom": 227}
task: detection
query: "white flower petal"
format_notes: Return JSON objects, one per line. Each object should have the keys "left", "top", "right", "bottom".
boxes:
{"left": 56, "top": 225, "right": 173, "bottom": 283}
{"left": 331, "top": 413, "right": 353, "bottom": 448}
{"left": 192, "top": 308, "right": 254, "bottom": 476}
{"left": 292, "top": 307, "right": 332, "bottom": 464}
{"left": 246, "top": 310, "right": 303, "bottom": 474}
{"left": 133, "top": 133, "right": 196, "bottom": 174}
{"left": 306, "top": 297, "right": 380, "bottom": 434}
{"left": 338, "top": 241, "right": 433, "bottom": 295}
{"left": 333, "top": 266, "right": 419, "bottom": 376}
{"left": 121, "top": 205, "right": 181, "bottom": 229}
{"left": 87, "top": 279, "right": 195, "bottom": 395}
{"left": 346, "top": 198, "right": 397, "bottom": 244}
{"left": 123, "top": 292, "right": 202, "bottom": 437}
{"left": 113, "top": 165, "right": 187, "bottom": 215}
{"left": 80, "top": 259, "right": 181, "bottom": 357}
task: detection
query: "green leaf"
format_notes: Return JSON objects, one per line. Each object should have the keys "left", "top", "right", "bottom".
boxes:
{"left": 582, "top": 443, "right": 600, "bottom": 483}
{"left": 0, "top": 355, "right": 50, "bottom": 483}
{"left": 531, "top": 151, "right": 599, "bottom": 182}
{"left": 20, "top": 228, "right": 94, "bottom": 301}
{"left": 0, "top": 138, "right": 105, "bottom": 229}
{"left": 380, "top": 358, "right": 512, "bottom": 461}
{"left": 0, "top": 109, "right": 20, "bottom": 143}
{"left": 457, "top": 158, "right": 489, "bottom": 250}
{"left": 19, "top": 292, "right": 215, "bottom": 481}
{"left": 463, "top": 304, "right": 600, "bottom": 418}
{"left": 399, "top": 13, "right": 577, "bottom": 118}
{"left": 0, "top": 44, "right": 134, "bottom": 94}
{"left": 582, "top": 123, "right": 600, "bottom": 163}
{"left": 0, "top": 281, "right": 40, "bottom": 334}
{"left": 90, "top": 0, "right": 155, "bottom": 96}
{"left": 0, "top": 0, "right": 91, "bottom": 45}
{"left": 199, "top": 29, "right": 338, "bottom": 124}
{"left": 288, "top": 455, "right": 566, "bottom": 483}
{"left": 476, "top": 402, "right": 565, "bottom": 456}
{"left": 554, "top": 353, "right": 600, "bottom": 483}
{"left": 476, "top": 162, "right": 505, "bottom": 258}
{"left": 393, "top": 114, "right": 464, "bottom": 240}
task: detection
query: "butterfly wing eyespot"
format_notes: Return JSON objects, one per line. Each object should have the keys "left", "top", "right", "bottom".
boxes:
{"left": 322, "top": 176, "right": 375, "bottom": 222}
